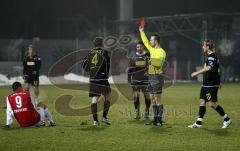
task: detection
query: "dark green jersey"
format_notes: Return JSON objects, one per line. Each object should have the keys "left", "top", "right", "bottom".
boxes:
{"left": 203, "top": 53, "right": 220, "bottom": 86}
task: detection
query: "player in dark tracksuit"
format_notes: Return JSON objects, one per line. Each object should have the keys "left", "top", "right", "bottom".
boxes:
{"left": 23, "top": 45, "right": 41, "bottom": 99}
{"left": 83, "top": 37, "right": 111, "bottom": 126}
{"left": 128, "top": 41, "right": 151, "bottom": 119}
{"left": 188, "top": 40, "right": 232, "bottom": 129}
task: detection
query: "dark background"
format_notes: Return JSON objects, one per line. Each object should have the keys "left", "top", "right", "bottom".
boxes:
{"left": 0, "top": 0, "right": 239, "bottom": 38}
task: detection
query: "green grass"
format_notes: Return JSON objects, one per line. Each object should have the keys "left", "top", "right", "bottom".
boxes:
{"left": 0, "top": 83, "right": 240, "bottom": 151}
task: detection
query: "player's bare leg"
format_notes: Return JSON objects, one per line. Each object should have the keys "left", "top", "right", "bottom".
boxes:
{"left": 208, "top": 101, "right": 232, "bottom": 128}
{"left": 102, "top": 93, "right": 111, "bottom": 125}
{"left": 24, "top": 83, "right": 30, "bottom": 91}
{"left": 33, "top": 85, "right": 39, "bottom": 99}
{"left": 188, "top": 99, "right": 206, "bottom": 128}
{"left": 133, "top": 90, "right": 141, "bottom": 119}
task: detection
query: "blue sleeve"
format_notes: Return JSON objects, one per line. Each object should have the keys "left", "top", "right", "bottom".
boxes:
{"left": 207, "top": 58, "right": 214, "bottom": 68}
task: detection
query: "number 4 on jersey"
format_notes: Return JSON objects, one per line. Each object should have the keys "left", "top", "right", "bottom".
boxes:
{"left": 91, "top": 53, "right": 98, "bottom": 66}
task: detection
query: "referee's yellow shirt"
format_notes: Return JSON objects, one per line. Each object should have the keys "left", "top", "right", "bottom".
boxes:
{"left": 140, "top": 31, "right": 166, "bottom": 75}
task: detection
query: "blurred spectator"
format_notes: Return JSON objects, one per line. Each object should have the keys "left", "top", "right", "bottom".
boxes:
{"left": 219, "top": 48, "right": 232, "bottom": 82}
{"left": 232, "top": 49, "right": 240, "bottom": 82}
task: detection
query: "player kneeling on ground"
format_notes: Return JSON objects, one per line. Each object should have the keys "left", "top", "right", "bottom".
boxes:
{"left": 188, "top": 40, "right": 232, "bottom": 129}
{"left": 5, "top": 82, "right": 56, "bottom": 128}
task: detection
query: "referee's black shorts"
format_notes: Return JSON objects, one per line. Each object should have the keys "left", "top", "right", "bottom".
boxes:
{"left": 200, "top": 86, "right": 219, "bottom": 102}
{"left": 148, "top": 74, "right": 164, "bottom": 94}
{"left": 89, "top": 79, "right": 111, "bottom": 97}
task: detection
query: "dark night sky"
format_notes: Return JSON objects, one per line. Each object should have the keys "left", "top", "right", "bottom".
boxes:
{"left": 0, "top": 0, "right": 239, "bottom": 38}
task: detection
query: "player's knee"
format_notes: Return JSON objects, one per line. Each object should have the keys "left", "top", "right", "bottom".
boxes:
{"left": 134, "top": 92, "right": 140, "bottom": 97}
{"left": 92, "top": 97, "right": 99, "bottom": 104}
{"left": 105, "top": 93, "right": 111, "bottom": 101}
{"left": 199, "top": 99, "right": 205, "bottom": 106}
{"left": 144, "top": 93, "right": 150, "bottom": 99}
{"left": 209, "top": 102, "right": 217, "bottom": 109}
{"left": 37, "top": 102, "right": 46, "bottom": 108}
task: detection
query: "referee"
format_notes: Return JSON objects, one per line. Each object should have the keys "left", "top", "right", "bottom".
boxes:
{"left": 188, "top": 40, "right": 232, "bottom": 128}
{"left": 139, "top": 26, "right": 166, "bottom": 126}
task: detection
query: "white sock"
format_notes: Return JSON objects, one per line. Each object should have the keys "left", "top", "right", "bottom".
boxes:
{"left": 37, "top": 107, "right": 45, "bottom": 123}
{"left": 44, "top": 108, "right": 54, "bottom": 123}
{"left": 197, "top": 118, "right": 203, "bottom": 122}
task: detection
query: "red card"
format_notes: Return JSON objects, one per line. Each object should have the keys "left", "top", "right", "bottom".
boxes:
{"left": 140, "top": 19, "right": 145, "bottom": 28}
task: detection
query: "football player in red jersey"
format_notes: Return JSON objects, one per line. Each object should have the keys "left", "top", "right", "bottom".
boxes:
{"left": 5, "top": 82, "right": 56, "bottom": 127}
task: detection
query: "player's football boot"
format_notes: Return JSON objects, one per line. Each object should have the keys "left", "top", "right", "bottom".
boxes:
{"left": 188, "top": 123, "right": 202, "bottom": 128}
{"left": 36, "top": 121, "right": 46, "bottom": 127}
{"left": 222, "top": 119, "right": 232, "bottom": 129}
{"left": 49, "top": 122, "right": 56, "bottom": 127}
{"left": 93, "top": 121, "right": 100, "bottom": 127}
{"left": 102, "top": 117, "right": 111, "bottom": 125}
{"left": 144, "top": 109, "right": 150, "bottom": 119}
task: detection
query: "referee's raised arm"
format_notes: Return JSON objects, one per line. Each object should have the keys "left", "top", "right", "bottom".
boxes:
{"left": 139, "top": 26, "right": 152, "bottom": 54}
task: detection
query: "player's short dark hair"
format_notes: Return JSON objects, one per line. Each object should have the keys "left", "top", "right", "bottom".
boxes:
{"left": 12, "top": 82, "right": 22, "bottom": 91}
{"left": 151, "top": 34, "right": 160, "bottom": 43}
{"left": 136, "top": 41, "right": 144, "bottom": 46}
{"left": 204, "top": 40, "right": 215, "bottom": 50}
{"left": 93, "top": 37, "right": 104, "bottom": 47}
{"left": 28, "top": 44, "right": 35, "bottom": 49}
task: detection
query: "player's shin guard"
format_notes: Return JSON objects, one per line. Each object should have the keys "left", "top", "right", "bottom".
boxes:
{"left": 156, "top": 104, "right": 163, "bottom": 124}
{"left": 134, "top": 97, "right": 140, "bottom": 110}
{"left": 215, "top": 105, "right": 230, "bottom": 121}
{"left": 152, "top": 104, "right": 157, "bottom": 122}
{"left": 44, "top": 108, "right": 54, "bottom": 123}
{"left": 91, "top": 103, "right": 98, "bottom": 122}
{"left": 134, "top": 97, "right": 140, "bottom": 118}
{"left": 160, "top": 104, "right": 163, "bottom": 118}
{"left": 145, "top": 98, "right": 151, "bottom": 110}
{"left": 145, "top": 99, "right": 151, "bottom": 118}
{"left": 196, "top": 106, "right": 206, "bottom": 125}
{"left": 103, "top": 100, "right": 110, "bottom": 119}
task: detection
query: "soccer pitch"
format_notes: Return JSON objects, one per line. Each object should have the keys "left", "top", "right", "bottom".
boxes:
{"left": 0, "top": 83, "right": 239, "bottom": 151}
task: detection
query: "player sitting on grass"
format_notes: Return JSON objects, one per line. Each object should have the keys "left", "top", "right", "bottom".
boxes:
{"left": 128, "top": 41, "right": 151, "bottom": 119}
{"left": 5, "top": 82, "right": 56, "bottom": 128}
{"left": 188, "top": 40, "right": 232, "bottom": 129}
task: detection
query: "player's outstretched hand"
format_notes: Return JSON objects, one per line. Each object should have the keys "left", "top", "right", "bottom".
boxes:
{"left": 139, "top": 26, "right": 144, "bottom": 32}
{"left": 191, "top": 72, "right": 198, "bottom": 77}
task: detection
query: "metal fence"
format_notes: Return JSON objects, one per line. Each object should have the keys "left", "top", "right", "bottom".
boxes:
{"left": 0, "top": 13, "right": 240, "bottom": 82}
